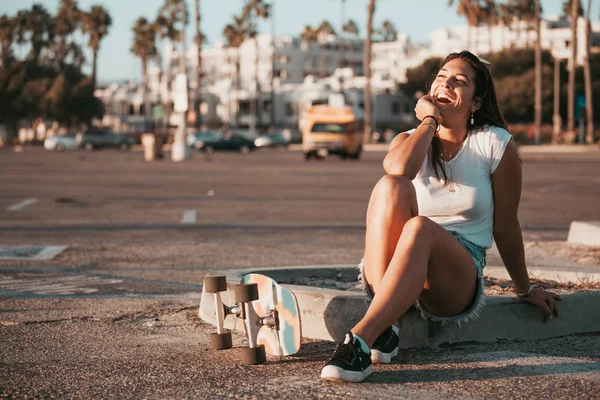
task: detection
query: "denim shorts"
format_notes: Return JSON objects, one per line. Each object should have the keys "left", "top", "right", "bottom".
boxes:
{"left": 358, "top": 230, "right": 487, "bottom": 326}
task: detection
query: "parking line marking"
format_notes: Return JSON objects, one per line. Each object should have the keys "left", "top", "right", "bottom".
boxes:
{"left": 181, "top": 210, "right": 197, "bottom": 224}
{"left": 6, "top": 198, "right": 38, "bottom": 211}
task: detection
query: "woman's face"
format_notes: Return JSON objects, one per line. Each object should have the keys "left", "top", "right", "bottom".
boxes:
{"left": 429, "top": 58, "right": 481, "bottom": 119}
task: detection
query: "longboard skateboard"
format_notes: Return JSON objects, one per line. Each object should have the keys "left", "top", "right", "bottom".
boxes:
{"left": 240, "top": 273, "right": 302, "bottom": 357}
{"left": 204, "top": 273, "right": 301, "bottom": 364}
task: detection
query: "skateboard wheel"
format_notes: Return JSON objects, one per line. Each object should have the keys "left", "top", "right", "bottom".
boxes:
{"left": 204, "top": 276, "right": 227, "bottom": 293}
{"left": 242, "top": 345, "right": 266, "bottom": 365}
{"left": 235, "top": 283, "right": 259, "bottom": 303}
{"left": 210, "top": 332, "right": 233, "bottom": 350}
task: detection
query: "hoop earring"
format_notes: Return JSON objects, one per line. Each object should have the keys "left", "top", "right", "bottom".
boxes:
{"left": 470, "top": 111, "right": 475, "bottom": 125}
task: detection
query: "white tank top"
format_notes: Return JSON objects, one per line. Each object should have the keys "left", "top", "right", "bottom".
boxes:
{"left": 406, "top": 125, "right": 513, "bottom": 249}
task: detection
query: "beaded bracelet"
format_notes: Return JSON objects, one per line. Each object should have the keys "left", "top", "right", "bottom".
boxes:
{"left": 516, "top": 284, "right": 535, "bottom": 297}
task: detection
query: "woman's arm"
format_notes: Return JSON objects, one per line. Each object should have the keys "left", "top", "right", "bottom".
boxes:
{"left": 491, "top": 141, "right": 530, "bottom": 292}
{"left": 492, "top": 140, "right": 561, "bottom": 322}
{"left": 383, "top": 121, "right": 435, "bottom": 178}
{"left": 383, "top": 95, "right": 440, "bottom": 179}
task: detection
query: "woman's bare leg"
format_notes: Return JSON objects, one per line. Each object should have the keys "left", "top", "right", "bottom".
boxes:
{"left": 362, "top": 175, "right": 418, "bottom": 295}
{"left": 352, "top": 186, "right": 477, "bottom": 346}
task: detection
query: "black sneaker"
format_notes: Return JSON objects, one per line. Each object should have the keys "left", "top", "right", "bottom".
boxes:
{"left": 370, "top": 326, "right": 399, "bottom": 364}
{"left": 320, "top": 332, "right": 372, "bottom": 382}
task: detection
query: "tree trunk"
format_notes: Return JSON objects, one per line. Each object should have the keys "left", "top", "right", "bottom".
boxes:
{"left": 236, "top": 56, "right": 241, "bottom": 127}
{"left": 270, "top": 5, "right": 276, "bottom": 128}
{"left": 584, "top": 0, "right": 594, "bottom": 144}
{"left": 363, "top": 0, "right": 375, "bottom": 145}
{"left": 254, "top": 37, "right": 262, "bottom": 133}
{"left": 552, "top": 56, "right": 562, "bottom": 144}
{"left": 567, "top": 0, "right": 579, "bottom": 136}
{"left": 488, "top": 24, "right": 493, "bottom": 54}
{"left": 320, "top": 41, "right": 327, "bottom": 79}
{"left": 92, "top": 48, "right": 98, "bottom": 90}
{"left": 534, "top": 0, "right": 542, "bottom": 144}
{"left": 142, "top": 57, "right": 151, "bottom": 117}
{"left": 195, "top": 0, "right": 202, "bottom": 128}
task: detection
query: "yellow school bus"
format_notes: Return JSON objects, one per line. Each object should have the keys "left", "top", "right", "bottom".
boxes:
{"left": 301, "top": 105, "right": 363, "bottom": 160}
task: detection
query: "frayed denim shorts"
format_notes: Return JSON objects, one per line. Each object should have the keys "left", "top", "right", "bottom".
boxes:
{"left": 358, "top": 230, "right": 487, "bottom": 326}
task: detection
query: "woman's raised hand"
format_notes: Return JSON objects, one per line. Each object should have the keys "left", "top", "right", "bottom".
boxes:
{"left": 519, "top": 287, "right": 562, "bottom": 323}
{"left": 414, "top": 94, "right": 441, "bottom": 122}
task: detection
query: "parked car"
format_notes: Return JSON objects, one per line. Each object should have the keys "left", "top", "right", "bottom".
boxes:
{"left": 44, "top": 133, "right": 77, "bottom": 152}
{"left": 77, "top": 128, "right": 135, "bottom": 151}
{"left": 186, "top": 130, "right": 223, "bottom": 150}
{"left": 254, "top": 131, "right": 290, "bottom": 149}
{"left": 198, "top": 133, "right": 256, "bottom": 154}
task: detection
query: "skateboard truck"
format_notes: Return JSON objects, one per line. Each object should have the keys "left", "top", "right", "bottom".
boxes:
{"left": 204, "top": 275, "right": 237, "bottom": 350}
{"left": 204, "top": 275, "right": 267, "bottom": 365}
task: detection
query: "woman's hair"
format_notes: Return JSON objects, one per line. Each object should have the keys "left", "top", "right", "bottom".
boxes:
{"left": 429, "top": 50, "right": 508, "bottom": 182}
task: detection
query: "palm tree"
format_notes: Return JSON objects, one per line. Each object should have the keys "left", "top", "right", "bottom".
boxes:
{"left": 379, "top": 20, "right": 397, "bottom": 42}
{"left": 131, "top": 17, "right": 157, "bottom": 117}
{"left": 245, "top": 0, "right": 270, "bottom": 133}
{"left": 566, "top": 0, "right": 581, "bottom": 136}
{"left": 481, "top": 0, "right": 499, "bottom": 53}
{"left": 17, "top": 4, "right": 54, "bottom": 63}
{"left": 583, "top": 0, "right": 594, "bottom": 143}
{"left": 81, "top": 5, "right": 112, "bottom": 89}
{"left": 448, "top": 0, "right": 484, "bottom": 52}
{"left": 53, "top": 0, "right": 80, "bottom": 67}
{"left": 194, "top": 0, "right": 204, "bottom": 128}
{"left": 155, "top": 0, "right": 188, "bottom": 130}
{"left": 317, "top": 20, "right": 336, "bottom": 79}
{"left": 0, "top": 15, "right": 17, "bottom": 66}
{"left": 342, "top": 18, "right": 359, "bottom": 76}
{"left": 515, "top": 0, "right": 536, "bottom": 48}
{"left": 499, "top": 2, "right": 514, "bottom": 49}
{"left": 223, "top": 7, "right": 254, "bottom": 126}
{"left": 301, "top": 25, "right": 319, "bottom": 77}
{"left": 364, "top": 0, "right": 376, "bottom": 145}
{"left": 533, "top": 0, "right": 542, "bottom": 143}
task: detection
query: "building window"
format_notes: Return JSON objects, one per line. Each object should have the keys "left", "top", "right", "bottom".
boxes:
{"left": 279, "top": 55, "right": 290, "bottom": 64}
{"left": 263, "top": 100, "right": 272, "bottom": 112}
{"left": 391, "top": 102, "right": 400, "bottom": 115}
{"left": 279, "top": 69, "right": 288, "bottom": 79}
{"left": 286, "top": 102, "right": 294, "bottom": 116}
{"left": 239, "top": 100, "right": 251, "bottom": 115}
{"left": 200, "top": 102, "right": 208, "bottom": 115}
{"left": 404, "top": 103, "right": 411, "bottom": 114}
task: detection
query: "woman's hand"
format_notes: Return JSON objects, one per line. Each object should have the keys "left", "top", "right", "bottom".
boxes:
{"left": 414, "top": 94, "right": 441, "bottom": 122}
{"left": 519, "top": 287, "right": 562, "bottom": 323}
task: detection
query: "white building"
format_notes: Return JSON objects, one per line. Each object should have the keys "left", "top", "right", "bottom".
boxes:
{"left": 97, "top": 15, "right": 600, "bottom": 135}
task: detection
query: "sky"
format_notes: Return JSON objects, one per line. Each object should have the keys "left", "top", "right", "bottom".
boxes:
{"left": 2, "top": 0, "right": 598, "bottom": 83}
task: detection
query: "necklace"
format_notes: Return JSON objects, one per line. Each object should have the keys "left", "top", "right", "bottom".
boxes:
{"left": 440, "top": 146, "right": 462, "bottom": 161}
{"left": 440, "top": 135, "right": 467, "bottom": 162}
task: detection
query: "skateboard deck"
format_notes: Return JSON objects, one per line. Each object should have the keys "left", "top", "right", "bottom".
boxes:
{"left": 240, "top": 273, "right": 301, "bottom": 356}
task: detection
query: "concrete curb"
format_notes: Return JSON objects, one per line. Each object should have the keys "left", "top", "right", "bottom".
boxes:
{"left": 199, "top": 266, "right": 600, "bottom": 349}
{"left": 568, "top": 221, "right": 600, "bottom": 247}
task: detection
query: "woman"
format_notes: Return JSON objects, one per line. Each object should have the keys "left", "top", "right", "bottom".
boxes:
{"left": 320, "top": 51, "right": 562, "bottom": 383}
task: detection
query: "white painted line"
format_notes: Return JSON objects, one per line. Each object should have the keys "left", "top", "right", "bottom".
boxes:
{"left": 33, "top": 246, "right": 69, "bottom": 260}
{"left": 181, "top": 210, "right": 197, "bottom": 224}
{"left": 6, "top": 198, "right": 38, "bottom": 211}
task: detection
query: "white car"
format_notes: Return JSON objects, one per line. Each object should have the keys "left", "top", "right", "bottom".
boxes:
{"left": 44, "top": 133, "right": 77, "bottom": 152}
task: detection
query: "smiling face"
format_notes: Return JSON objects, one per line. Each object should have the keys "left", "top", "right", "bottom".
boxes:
{"left": 429, "top": 58, "right": 482, "bottom": 122}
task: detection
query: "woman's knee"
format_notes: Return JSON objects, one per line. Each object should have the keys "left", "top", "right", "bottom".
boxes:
{"left": 402, "top": 216, "right": 432, "bottom": 244}
{"left": 373, "top": 174, "right": 415, "bottom": 203}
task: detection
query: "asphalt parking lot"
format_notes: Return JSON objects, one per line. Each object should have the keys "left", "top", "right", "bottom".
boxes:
{"left": 1, "top": 146, "right": 599, "bottom": 398}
